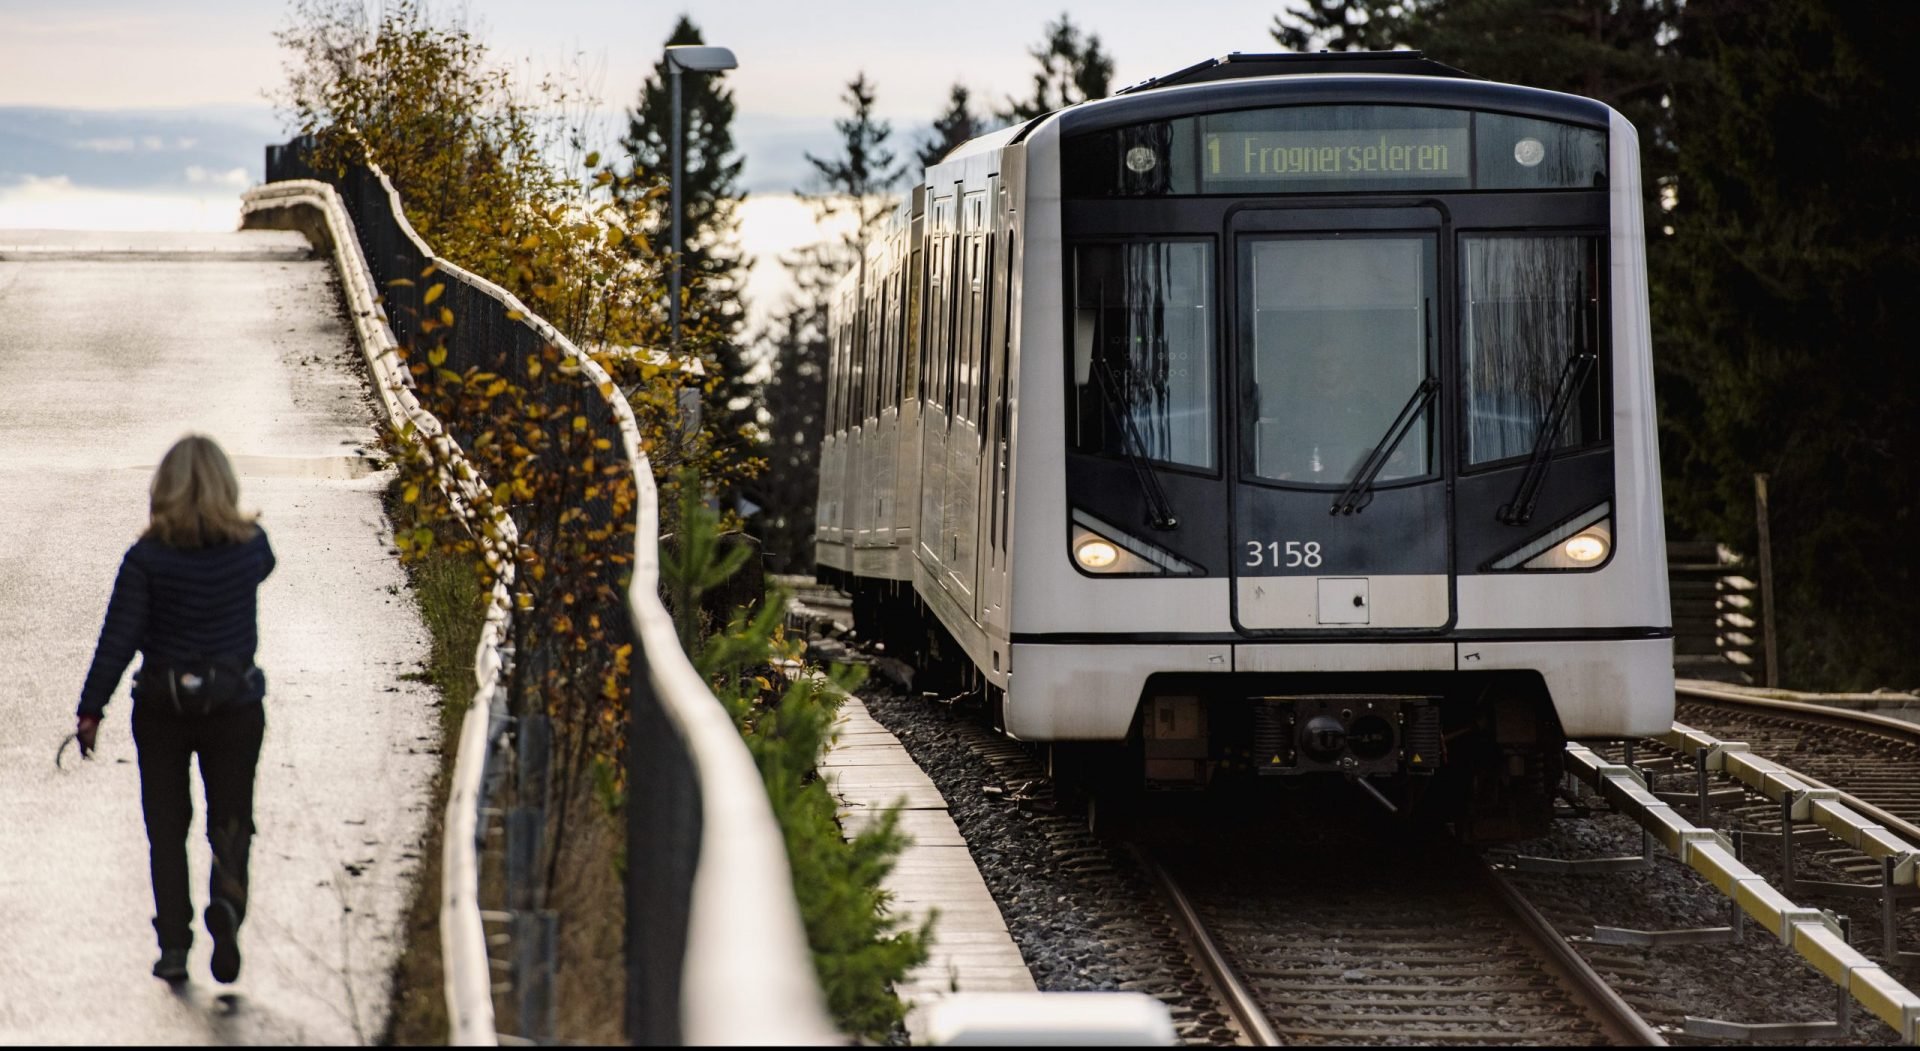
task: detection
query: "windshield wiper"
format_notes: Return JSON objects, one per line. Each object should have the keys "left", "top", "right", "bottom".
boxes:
{"left": 1498, "top": 351, "right": 1597, "bottom": 525}
{"left": 1331, "top": 378, "right": 1438, "bottom": 516}
{"left": 1091, "top": 356, "right": 1179, "bottom": 531}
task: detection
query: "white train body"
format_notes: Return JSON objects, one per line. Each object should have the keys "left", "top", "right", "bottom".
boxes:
{"left": 814, "top": 53, "right": 1674, "bottom": 833}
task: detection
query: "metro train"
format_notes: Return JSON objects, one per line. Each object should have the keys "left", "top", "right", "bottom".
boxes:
{"left": 813, "top": 50, "right": 1673, "bottom": 839}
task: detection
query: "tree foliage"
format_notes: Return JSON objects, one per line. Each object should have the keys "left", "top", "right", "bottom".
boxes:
{"left": 275, "top": 0, "right": 758, "bottom": 520}
{"left": 998, "top": 13, "right": 1115, "bottom": 123}
{"left": 1660, "top": 0, "right": 1920, "bottom": 689}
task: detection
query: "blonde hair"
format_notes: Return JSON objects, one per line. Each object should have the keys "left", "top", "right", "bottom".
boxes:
{"left": 146, "top": 435, "right": 259, "bottom": 548}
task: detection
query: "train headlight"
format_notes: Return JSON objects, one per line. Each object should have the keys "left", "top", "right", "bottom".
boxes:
{"left": 1563, "top": 532, "right": 1608, "bottom": 563}
{"left": 1487, "top": 503, "right": 1614, "bottom": 572}
{"left": 1069, "top": 509, "right": 1201, "bottom": 577}
{"left": 1075, "top": 538, "right": 1120, "bottom": 570}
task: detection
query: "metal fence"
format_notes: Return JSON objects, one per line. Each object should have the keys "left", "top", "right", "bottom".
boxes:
{"left": 1668, "top": 540, "right": 1766, "bottom": 684}
{"left": 258, "top": 138, "right": 832, "bottom": 1046}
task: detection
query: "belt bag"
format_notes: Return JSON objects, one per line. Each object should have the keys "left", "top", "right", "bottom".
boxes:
{"left": 149, "top": 657, "right": 253, "bottom": 718}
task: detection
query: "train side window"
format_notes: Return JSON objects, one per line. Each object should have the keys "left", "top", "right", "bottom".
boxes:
{"left": 906, "top": 247, "right": 923, "bottom": 402}
{"left": 929, "top": 198, "right": 955, "bottom": 410}
{"left": 950, "top": 231, "right": 965, "bottom": 422}
{"left": 979, "top": 230, "right": 996, "bottom": 436}
{"left": 1459, "top": 235, "right": 1605, "bottom": 466}
{"left": 879, "top": 267, "right": 893, "bottom": 414}
{"left": 1069, "top": 241, "right": 1217, "bottom": 470}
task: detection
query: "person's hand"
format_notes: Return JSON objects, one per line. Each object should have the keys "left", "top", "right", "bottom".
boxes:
{"left": 75, "top": 715, "right": 101, "bottom": 759}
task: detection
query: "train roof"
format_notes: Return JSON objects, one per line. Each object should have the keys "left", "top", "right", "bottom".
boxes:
{"left": 926, "top": 49, "right": 1614, "bottom": 174}
{"left": 1115, "top": 50, "right": 1480, "bottom": 94}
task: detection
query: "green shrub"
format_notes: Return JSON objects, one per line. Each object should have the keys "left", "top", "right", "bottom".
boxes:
{"left": 663, "top": 474, "right": 932, "bottom": 1041}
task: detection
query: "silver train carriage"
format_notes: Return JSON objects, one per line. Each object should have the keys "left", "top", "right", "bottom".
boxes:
{"left": 813, "top": 51, "right": 1673, "bottom": 838}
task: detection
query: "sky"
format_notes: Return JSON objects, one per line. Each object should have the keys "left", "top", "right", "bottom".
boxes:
{"left": 0, "top": 0, "right": 1298, "bottom": 324}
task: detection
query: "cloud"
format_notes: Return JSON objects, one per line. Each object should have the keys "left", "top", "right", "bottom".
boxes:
{"left": 185, "top": 165, "right": 249, "bottom": 188}
{"left": 73, "top": 137, "right": 138, "bottom": 152}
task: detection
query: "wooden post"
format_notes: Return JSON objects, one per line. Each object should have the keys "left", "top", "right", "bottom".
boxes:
{"left": 1754, "top": 473, "right": 1779, "bottom": 687}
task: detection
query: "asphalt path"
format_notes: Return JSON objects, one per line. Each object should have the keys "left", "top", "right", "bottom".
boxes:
{"left": 0, "top": 230, "right": 441, "bottom": 1044}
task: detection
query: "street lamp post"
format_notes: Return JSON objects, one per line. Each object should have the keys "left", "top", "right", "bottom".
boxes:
{"left": 664, "top": 44, "right": 737, "bottom": 351}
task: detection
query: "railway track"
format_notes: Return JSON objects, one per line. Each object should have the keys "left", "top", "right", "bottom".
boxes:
{"left": 1668, "top": 685, "right": 1920, "bottom": 841}
{"left": 1140, "top": 836, "right": 1661, "bottom": 1046}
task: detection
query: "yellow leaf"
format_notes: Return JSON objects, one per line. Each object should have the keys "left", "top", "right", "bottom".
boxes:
{"left": 440, "top": 307, "right": 454, "bottom": 326}
{"left": 428, "top": 346, "right": 448, "bottom": 367}
{"left": 592, "top": 438, "right": 611, "bottom": 450}
{"left": 424, "top": 283, "right": 445, "bottom": 305}
{"left": 402, "top": 483, "right": 420, "bottom": 504}
{"left": 527, "top": 357, "right": 542, "bottom": 379}
{"left": 584, "top": 150, "right": 601, "bottom": 168}
{"left": 386, "top": 277, "right": 415, "bottom": 288}
{"left": 606, "top": 226, "right": 624, "bottom": 247}
{"left": 485, "top": 379, "right": 508, "bottom": 398}
{"left": 572, "top": 415, "right": 588, "bottom": 432}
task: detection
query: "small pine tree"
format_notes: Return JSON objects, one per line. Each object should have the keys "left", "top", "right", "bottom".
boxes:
{"left": 997, "top": 13, "right": 1114, "bottom": 123}
{"left": 662, "top": 476, "right": 931, "bottom": 1040}
{"left": 919, "top": 82, "right": 982, "bottom": 171}
{"left": 803, "top": 73, "right": 907, "bottom": 257}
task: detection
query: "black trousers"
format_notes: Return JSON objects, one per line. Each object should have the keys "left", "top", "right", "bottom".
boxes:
{"left": 131, "top": 699, "right": 265, "bottom": 951}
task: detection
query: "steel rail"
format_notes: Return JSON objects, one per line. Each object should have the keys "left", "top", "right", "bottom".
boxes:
{"left": 1477, "top": 859, "right": 1668, "bottom": 1046}
{"left": 1675, "top": 684, "right": 1920, "bottom": 846}
{"left": 1136, "top": 850, "right": 1283, "bottom": 1047}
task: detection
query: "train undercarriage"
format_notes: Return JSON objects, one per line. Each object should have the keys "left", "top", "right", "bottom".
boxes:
{"left": 834, "top": 574, "right": 1568, "bottom": 844}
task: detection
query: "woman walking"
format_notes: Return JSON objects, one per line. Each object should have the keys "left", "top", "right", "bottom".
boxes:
{"left": 74, "top": 434, "right": 275, "bottom": 984}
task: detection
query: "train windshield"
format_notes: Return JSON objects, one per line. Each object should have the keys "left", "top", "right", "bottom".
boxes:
{"left": 1069, "top": 242, "right": 1217, "bottom": 470}
{"left": 1241, "top": 236, "right": 1435, "bottom": 486}
{"left": 1460, "top": 235, "right": 1605, "bottom": 465}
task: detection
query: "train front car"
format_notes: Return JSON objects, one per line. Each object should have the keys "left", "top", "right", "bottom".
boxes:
{"left": 1008, "top": 54, "right": 1673, "bottom": 839}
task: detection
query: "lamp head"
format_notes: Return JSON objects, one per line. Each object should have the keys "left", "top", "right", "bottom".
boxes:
{"left": 665, "top": 45, "right": 737, "bottom": 73}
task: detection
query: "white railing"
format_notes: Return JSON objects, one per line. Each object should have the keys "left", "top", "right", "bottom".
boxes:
{"left": 241, "top": 171, "right": 834, "bottom": 1045}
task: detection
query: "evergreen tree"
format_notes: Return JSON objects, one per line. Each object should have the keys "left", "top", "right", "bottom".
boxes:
{"left": 756, "top": 74, "right": 906, "bottom": 573}
{"left": 753, "top": 256, "right": 835, "bottom": 573}
{"left": 1662, "top": 0, "right": 1920, "bottom": 689}
{"left": 1272, "top": 0, "right": 1401, "bottom": 52}
{"left": 997, "top": 13, "right": 1114, "bottom": 123}
{"left": 919, "top": 83, "right": 982, "bottom": 171}
{"left": 618, "top": 16, "right": 757, "bottom": 458}
{"left": 804, "top": 73, "right": 907, "bottom": 257}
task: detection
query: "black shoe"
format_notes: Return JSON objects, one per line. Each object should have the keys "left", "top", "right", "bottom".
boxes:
{"left": 206, "top": 900, "right": 242, "bottom": 984}
{"left": 153, "top": 948, "right": 189, "bottom": 983}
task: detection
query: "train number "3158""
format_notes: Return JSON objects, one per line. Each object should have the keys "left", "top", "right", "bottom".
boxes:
{"left": 1245, "top": 540, "right": 1323, "bottom": 569}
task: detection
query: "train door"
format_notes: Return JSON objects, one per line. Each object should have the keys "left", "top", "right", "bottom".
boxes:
{"left": 1227, "top": 206, "right": 1454, "bottom": 633}
{"left": 976, "top": 178, "right": 1011, "bottom": 632}
{"left": 918, "top": 195, "right": 956, "bottom": 578}
{"left": 943, "top": 189, "right": 988, "bottom": 604}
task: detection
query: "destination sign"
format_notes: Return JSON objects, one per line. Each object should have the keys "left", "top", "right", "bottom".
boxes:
{"left": 1203, "top": 127, "right": 1471, "bottom": 188}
